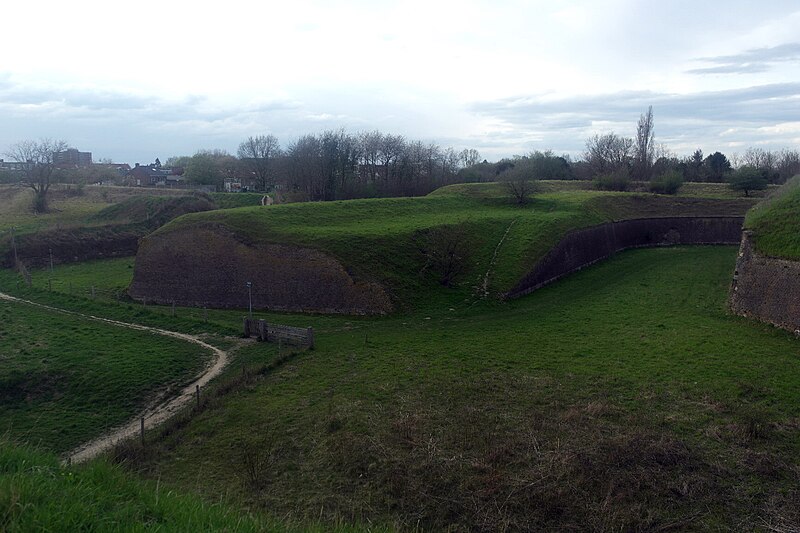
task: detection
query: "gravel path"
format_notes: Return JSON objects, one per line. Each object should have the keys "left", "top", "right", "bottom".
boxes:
{"left": 0, "top": 290, "right": 230, "bottom": 464}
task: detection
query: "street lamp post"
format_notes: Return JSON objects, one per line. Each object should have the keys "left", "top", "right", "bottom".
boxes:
{"left": 246, "top": 281, "right": 252, "bottom": 318}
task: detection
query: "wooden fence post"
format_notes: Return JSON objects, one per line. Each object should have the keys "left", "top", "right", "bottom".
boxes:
{"left": 258, "top": 319, "right": 267, "bottom": 341}
{"left": 140, "top": 417, "right": 145, "bottom": 445}
{"left": 307, "top": 327, "right": 315, "bottom": 348}
{"left": 243, "top": 317, "right": 251, "bottom": 337}
{"left": 171, "top": 301, "right": 176, "bottom": 316}
{"left": 196, "top": 384, "right": 200, "bottom": 409}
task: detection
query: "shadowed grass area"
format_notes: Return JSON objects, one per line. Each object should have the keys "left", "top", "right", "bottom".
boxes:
{"left": 114, "top": 246, "right": 799, "bottom": 531}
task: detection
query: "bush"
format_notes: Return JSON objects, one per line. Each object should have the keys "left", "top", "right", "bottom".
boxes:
{"left": 499, "top": 164, "right": 538, "bottom": 205}
{"left": 593, "top": 168, "right": 630, "bottom": 191}
{"left": 649, "top": 170, "right": 684, "bottom": 195}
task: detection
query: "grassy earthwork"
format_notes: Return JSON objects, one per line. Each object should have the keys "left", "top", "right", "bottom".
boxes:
{"left": 745, "top": 176, "right": 800, "bottom": 260}
{"left": 0, "top": 181, "right": 797, "bottom": 530}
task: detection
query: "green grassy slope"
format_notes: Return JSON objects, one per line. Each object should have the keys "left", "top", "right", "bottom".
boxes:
{"left": 0, "top": 441, "right": 281, "bottom": 532}
{"left": 152, "top": 187, "right": 753, "bottom": 309}
{"left": 125, "top": 246, "right": 800, "bottom": 531}
{"left": 0, "top": 300, "right": 211, "bottom": 453}
{"left": 745, "top": 176, "right": 800, "bottom": 259}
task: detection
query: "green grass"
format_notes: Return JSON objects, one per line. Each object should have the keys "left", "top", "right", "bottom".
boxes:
{"left": 121, "top": 246, "right": 800, "bottom": 531}
{"left": 0, "top": 186, "right": 109, "bottom": 235}
{"left": 209, "top": 192, "right": 267, "bottom": 209}
{"left": 0, "top": 440, "right": 354, "bottom": 532}
{"left": 745, "top": 176, "right": 800, "bottom": 259}
{"left": 0, "top": 299, "right": 213, "bottom": 453}
{"left": 154, "top": 188, "right": 752, "bottom": 310}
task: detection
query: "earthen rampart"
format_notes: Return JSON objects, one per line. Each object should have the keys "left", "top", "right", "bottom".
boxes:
{"left": 506, "top": 217, "right": 744, "bottom": 299}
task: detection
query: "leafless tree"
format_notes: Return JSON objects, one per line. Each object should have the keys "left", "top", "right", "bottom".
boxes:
{"left": 237, "top": 135, "right": 282, "bottom": 191}
{"left": 459, "top": 148, "right": 482, "bottom": 168}
{"left": 776, "top": 148, "right": 800, "bottom": 183}
{"left": 4, "top": 138, "right": 69, "bottom": 212}
{"left": 500, "top": 161, "right": 537, "bottom": 205}
{"left": 584, "top": 133, "right": 633, "bottom": 177}
{"left": 633, "top": 106, "right": 655, "bottom": 180}
{"left": 417, "top": 224, "right": 473, "bottom": 286}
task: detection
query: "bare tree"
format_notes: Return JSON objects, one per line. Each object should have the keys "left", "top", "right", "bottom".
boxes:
{"left": 633, "top": 106, "right": 655, "bottom": 180}
{"left": 500, "top": 161, "right": 538, "bottom": 205}
{"left": 417, "top": 224, "right": 473, "bottom": 287}
{"left": 459, "top": 148, "right": 482, "bottom": 168}
{"left": 5, "top": 138, "right": 69, "bottom": 212}
{"left": 237, "top": 135, "right": 281, "bottom": 191}
{"left": 776, "top": 148, "right": 800, "bottom": 183}
{"left": 584, "top": 133, "right": 633, "bottom": 177}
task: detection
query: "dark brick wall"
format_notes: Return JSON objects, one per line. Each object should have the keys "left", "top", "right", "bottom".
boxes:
{"left": 506, "top": 217, "right": 744, "bottom": 299}
{"left": 729, "top": 232, "right": 800, "bottom": 333}
{"left": 129, "top": 224, "right": 393, "bottom": 315}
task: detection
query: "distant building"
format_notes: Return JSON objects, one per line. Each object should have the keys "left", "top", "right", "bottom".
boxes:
{"left": 0, "top": 159, "right": 34, "bottom": 172}
{"left": 54, "top": 148, "right": 92, "bottom": 168}
{"left": 127, "top": 161, "right": 186, "bottom": 188}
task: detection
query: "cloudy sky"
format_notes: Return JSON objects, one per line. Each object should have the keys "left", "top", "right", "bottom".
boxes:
{"left": 1, "top": 0, "right": 799, "bottom": 163}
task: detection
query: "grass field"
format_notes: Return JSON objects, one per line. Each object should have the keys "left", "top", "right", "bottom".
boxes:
{"left": 1, "top": 182, "right": 796, "bottom": 530}
{"left": 0, "top": 440, "right": 368, "bottom": 532}
{"left": 0, "top": 299, "right": 214, "bottom": 454}
{"left": 745, "top": 176, "right": 800, "bottom": 259}
{"left": 110, "top": 245, "right": 800, "bottom": 531}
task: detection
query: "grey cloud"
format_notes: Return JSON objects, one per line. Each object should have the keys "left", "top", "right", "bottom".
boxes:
{"left": 469, "top": 84, "right": 800, "bottom": 155}
{"left": 472, "top": 84, "right": 800, "bottom": 126}
{"left": 687, "top": 42, "right": 800, "bottom": 75}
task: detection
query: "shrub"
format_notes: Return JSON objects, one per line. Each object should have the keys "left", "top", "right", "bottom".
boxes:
{"left": 593, "top": 168, "right": 630, "bottom": 191}
{"left": 499, "top": 164, "right": 538, "bottom": 205}
{"left": 416, "top": 224, "right": 473, "bottom": 286}
{"left": 649, "top": 170, "right": 684, "bottom": 195}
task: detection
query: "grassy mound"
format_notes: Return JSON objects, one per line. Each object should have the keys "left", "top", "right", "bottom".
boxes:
{"left": 745, "top": 176, "right": 800, "bottom": 260}
{"left": 150, "top": 187, "right": 752, "bottom": 309}
{"left": 90, "top": 194, "right": 216, "bottom": 226}
{"left": 2, "top": 194, "right": 216, "bottom": 268}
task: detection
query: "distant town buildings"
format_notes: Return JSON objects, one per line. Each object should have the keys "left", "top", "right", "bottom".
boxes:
{"left": 54, "top": 148, "right": 92, "bottom": 168}
{"left": 0, "top": 159, "right": 34, "bottom": 172}
{"left": 126, "top": 160, "right": 186, "bottom": 188}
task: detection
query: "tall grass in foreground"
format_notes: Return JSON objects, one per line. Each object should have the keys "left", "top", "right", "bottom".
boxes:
{"left": 0, "top": 439, "right": 391, "bottom": 532}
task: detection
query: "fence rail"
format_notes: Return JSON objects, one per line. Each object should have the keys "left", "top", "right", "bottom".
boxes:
{"left": 243, "top": 318, "right": 314, "bottom": 348}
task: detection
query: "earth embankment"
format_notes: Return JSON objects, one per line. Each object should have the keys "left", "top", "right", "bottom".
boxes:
{"left": 128, "top": 224, "right": 393, "bottom": 315}
{"left": 506, "top": 216, "right": 744, "bottom": 298}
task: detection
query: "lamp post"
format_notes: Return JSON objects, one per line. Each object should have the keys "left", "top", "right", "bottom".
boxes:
{"left": 246, "top": 281, "right": 252, "bottom": 318}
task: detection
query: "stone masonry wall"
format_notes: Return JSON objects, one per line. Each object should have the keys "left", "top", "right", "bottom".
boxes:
{"left": 128, "top": 224, "right": 393, "bottom": 315}
{"left": 729, "top": 231, "right": 800, "bottom": 333}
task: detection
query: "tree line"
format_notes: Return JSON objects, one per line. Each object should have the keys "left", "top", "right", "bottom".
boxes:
{"left": 166, "top": 131, "right": 482, "bottom": 201}
{"left": 4, "top": 114, "right": 799, "bottom": 214}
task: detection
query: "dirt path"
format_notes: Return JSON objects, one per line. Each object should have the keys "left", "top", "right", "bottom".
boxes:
{"left": 0, "top": 290, "right": 232, "bottom": 464}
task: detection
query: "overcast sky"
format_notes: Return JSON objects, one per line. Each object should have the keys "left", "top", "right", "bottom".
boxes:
{"left": 1, "top": 0, "right": 799, "bottom": 163}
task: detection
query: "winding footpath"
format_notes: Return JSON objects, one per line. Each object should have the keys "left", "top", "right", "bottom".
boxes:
{"left": 0, "top": 290, "right": 230, "bottom": 464}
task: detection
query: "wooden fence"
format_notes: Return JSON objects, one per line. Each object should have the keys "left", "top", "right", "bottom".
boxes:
{"left": 243, "top": 318, "right": 314, "bottom": 348}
